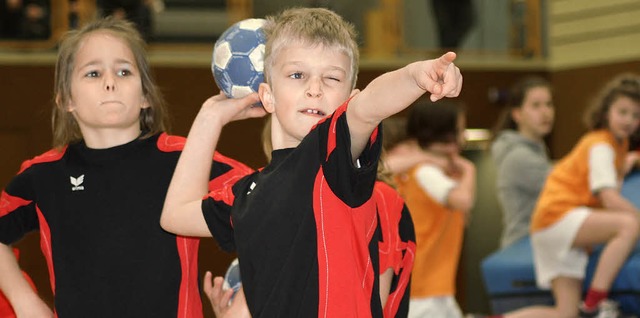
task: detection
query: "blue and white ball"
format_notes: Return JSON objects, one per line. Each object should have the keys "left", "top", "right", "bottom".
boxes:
{"left": 223, "top": 258, "right": 242, "bottom": 301}
{"left": 212, "top": 18, "right": 267, "bottom": 98}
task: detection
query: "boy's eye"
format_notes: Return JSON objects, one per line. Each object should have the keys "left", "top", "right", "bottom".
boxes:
{"left": 290, "top": 72, "right": 303, "bottom": 79}
{"left": 326, "top": 76, "right": 341, "bottom": 82}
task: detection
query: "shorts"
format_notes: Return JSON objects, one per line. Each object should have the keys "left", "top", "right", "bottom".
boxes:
{"left": 531, "top": 207, "right": 591, "bottom": 289}
{"left": 408, "top": 295, "right": 462, "bottom": 318}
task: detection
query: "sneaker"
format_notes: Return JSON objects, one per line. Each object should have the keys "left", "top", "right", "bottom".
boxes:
{"left": 579, "top": 300, "right": 621, "bottom": 318}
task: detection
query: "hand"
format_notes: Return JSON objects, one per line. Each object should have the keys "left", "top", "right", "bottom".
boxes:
{"left": 412, "top": 52, "right": 462, "bottom": 102}
{"left": 624, "top": 151, "right": 640, "bottom": 175}
{"left": 447, "top": 154, "right": 475, "bottom": 178}
{"left": 198, "top": 93, "right": 267, "bottom": 127}
{"left": 204, "top": 271, "right": 251, "bottom": 318}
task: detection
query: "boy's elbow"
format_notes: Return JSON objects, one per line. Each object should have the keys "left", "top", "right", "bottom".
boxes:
{"left": 159, "top": 208, "right": 176, "bottom": 232}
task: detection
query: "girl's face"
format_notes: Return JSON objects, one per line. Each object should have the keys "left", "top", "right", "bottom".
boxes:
{"left": 607, "top": 95, "right": 640, "bottom": 141}
{"left": 513, "top": 86, "right": 554, "bottom": 141}
{"left": 66, "top": 31, "right": 148, "bottom": 146}
{"left": 259, "top": 42, "right": 355, "bottom": 149}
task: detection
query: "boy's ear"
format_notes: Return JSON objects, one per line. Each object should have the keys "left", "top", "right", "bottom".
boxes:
{"left": 259, "top": 82, "right": 275, "bottom": 113}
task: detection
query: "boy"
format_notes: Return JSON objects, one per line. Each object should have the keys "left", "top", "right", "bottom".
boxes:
{"left": 161, "top": 7, "right": 462, "bottom": 317}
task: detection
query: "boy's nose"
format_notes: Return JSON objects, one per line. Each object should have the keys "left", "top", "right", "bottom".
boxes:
{"left": 306, "top": 78, "right": 322, "bottom": 97}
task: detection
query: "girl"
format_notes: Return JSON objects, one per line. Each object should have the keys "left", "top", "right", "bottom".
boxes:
{"left": 491, "top": 76, "right": 555, "bottom": 248}
{"left": 0, "top": 17, "right": 252, "bottom": 317}
{"left": 531, "top": 73, "right": 640, "bottom": 317}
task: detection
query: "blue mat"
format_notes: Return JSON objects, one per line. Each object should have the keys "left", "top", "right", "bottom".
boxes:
{"left": 481, "top": 170, "right": 640, "bottom": 314}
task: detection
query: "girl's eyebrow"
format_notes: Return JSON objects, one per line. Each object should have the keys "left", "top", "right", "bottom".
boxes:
{"left": 78, "top": 58, "right": 134, "bottom": 69}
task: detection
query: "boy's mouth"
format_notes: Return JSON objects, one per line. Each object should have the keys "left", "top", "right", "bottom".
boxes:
{"left": 301, "top": 109, "right": 326, "bottom": 117}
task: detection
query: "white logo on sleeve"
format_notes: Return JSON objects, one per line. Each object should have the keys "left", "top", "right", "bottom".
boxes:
{"left": 70, "top": 175, "right": 85, "bottom": 191}
{"left": 247, "top": 182, "right": 256, "bottom": 195}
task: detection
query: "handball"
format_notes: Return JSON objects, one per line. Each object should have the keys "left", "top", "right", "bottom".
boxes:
{"left": 212, "top": 18, "right": 267, "bottom": 98}
{"left": 222, "top": 258, "right": 242, "bottom": 300}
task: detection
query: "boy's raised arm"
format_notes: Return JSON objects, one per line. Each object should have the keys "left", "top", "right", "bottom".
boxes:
{"left": 161, "top": 93, "right": 265, "bottom": 237}
{"left": 347, "top": 52, "right": 462, "bottom": 159}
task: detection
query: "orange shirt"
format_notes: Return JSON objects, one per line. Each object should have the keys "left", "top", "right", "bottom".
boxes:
{"left": 395, "top": 165, "right": 464, "bottom": 298}
{"left": 531, "top": 130, "right": 628, "bottom": 232}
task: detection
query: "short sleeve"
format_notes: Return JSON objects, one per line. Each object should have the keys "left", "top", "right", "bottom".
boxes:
{"left": 0, "top": 173, "right": 39, "bottom": 245}
{"left": 202, "top": 153, "right": 255, "bottom": 252}
{"left": 321, "top": 101, "right": 382, "bottom": 208}
{"left": 589, "top": 143, "right": 618, "bottom": 193}
{"left": 414, "top": 164, "right": 456, "bottom": 205}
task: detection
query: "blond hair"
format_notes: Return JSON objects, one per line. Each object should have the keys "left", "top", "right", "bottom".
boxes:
{"left": 52, "top": 16, "right": 168, "bottom": 148}
{"left": 262, "top": 7, "right": 360, "bottom": 89}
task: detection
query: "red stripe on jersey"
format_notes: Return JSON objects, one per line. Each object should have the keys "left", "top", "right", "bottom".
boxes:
{"left": 384, "top": 240, "right": 415, "bottom": 318}
{"left": 205, "top": 160, "right": 253, "bottom": 206}
{"left": 0, "top": 191, "right": 31, "bottom": 218}
{"left": 324, "top": 103, "right": 347, "bottom": 161}
{"left": 211, "top": 152, "right": 253, "bottom": 175}
{"left": 18, "top": 148, "right": 66, "bottom": 174}
{"left": 313, "top": 168, "right": 377, "bottom": 318}
{"left": 321, "top": 99, "right": 380, "bottom": 162}
{"left": 374, "top": 183, "right": 405, "bottom": 274}
{"left": 176, "top": 236, "right": 203, "bottom": 318}
{"left": 35, "top": 206, "right": 55, "bottom": 297}
{"left": 157, "top": 133, "right": 186, "bottom": 152}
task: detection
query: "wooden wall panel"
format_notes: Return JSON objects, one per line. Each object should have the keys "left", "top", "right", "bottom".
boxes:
{"left": 548, "top": 0, "right": 640, "bottom": 70}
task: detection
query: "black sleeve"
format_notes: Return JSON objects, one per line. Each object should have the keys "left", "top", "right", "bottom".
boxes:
{"left": 319, "top": 104, "right": 383, "bottom": 208}
{"left": 0, "top": 172, "right": 40, "bottom": 245}
{"left": 202, "top": 155, "right": 254, "bottom": 252}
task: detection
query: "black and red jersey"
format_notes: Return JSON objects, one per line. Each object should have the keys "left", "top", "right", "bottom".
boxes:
{"left": 202, "top": 101, "right": 395, "bottom": 317}
{"left": 0, "top": 133, "right": 253, "bottom": 318}
{"left": 373, "top": 181, "right": 416, "bottom": 318}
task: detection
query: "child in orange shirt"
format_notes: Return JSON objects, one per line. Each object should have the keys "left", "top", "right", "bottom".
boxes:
{"left": 391, "top": 100, "right": 475, "bottom": 318}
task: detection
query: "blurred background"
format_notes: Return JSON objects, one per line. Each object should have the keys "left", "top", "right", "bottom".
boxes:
{"left": 1, "top": 0, "right": 640, "bottom": 316}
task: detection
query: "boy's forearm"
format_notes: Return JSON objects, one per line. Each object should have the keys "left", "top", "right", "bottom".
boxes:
{"left": 161, "top": 109, "right": 224, "bottom": 235}
{"left": 347, "top": 64, "right": 424, "bottom": 159}
{"left": 354, "top": 63, "right": 425, "bottom": 124}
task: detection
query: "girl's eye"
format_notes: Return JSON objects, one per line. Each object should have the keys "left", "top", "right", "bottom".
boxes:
{"left": 85, "top": 70, "right": 100, "bottom": 78}
{"left": 117, "top": 69, "right": 132, "bottom": 77}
